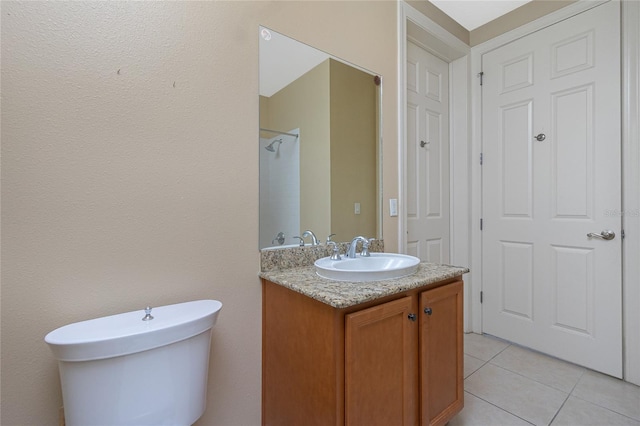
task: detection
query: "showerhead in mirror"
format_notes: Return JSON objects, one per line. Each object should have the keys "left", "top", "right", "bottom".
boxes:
{"left": 265, "top": 139, "right": 282, "bottom": 152}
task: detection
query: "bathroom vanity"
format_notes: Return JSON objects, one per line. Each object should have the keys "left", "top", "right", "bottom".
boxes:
{"left": 260, "top": 251, "right": 468, "bottom": 426}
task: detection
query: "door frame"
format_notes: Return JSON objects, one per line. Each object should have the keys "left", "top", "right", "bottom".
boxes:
{"left": 621, "top": 0, "right": 640, "bottom": 386}
{"left": 470, "top": 0, "right": 640, "bottom": 385}
{"left": 397, "top": 2, "right": 472, "bottom": 330}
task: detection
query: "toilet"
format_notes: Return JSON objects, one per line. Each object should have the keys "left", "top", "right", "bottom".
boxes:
{"left": 45, "top": 299, "right": 223, "bottom": 426}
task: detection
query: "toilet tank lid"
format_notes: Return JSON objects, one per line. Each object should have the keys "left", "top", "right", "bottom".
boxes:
{"left": 44, "top": 299, "right": 222, "bottom": 362}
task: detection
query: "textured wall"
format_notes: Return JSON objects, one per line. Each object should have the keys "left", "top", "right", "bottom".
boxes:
{"left": 1, "top": 1, "right": 398, "bottom": 425}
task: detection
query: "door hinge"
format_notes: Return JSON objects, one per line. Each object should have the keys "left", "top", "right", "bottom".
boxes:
{"left": 480, "top": 218, "right": 483, "bottom": 231}
{"left": 480, "top": 291, "right": 483, "bottom": 303}
{"left": 480, "top": 152, "right": 483, "bottom": 165}
{"left": 622, "top": 229, "right": 625, "bottom": 239}
{"left": 478, "top": 71, "right": 484, "bottom": 86}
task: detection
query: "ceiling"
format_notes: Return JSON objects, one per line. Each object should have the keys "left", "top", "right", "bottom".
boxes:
{"left": 259, "top": 28, "right": 331, "bottom": 97}
{"left": 260, "top": 1, "right": 534, "bottom": 97}
{"left": 430, "top": 0, "right": 533, "bottom": 30}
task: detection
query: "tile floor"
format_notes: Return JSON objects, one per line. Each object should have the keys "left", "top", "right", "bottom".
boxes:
{"left": 450, "top": 333, "right": 640, "bottom": 426}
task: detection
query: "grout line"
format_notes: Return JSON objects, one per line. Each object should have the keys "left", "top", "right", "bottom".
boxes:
{"left": 463, "top": 334, "right": 640, "bottom": 425}
{"left": 462, "top": 390, "right": 536, "bottom": 425}
{"left": 548, "top": 367, "right": 587, "bottom": 418}
{"left": 481, "top": 336, "right": 588, "bottom": 393}
{"left": 569, "top": 394, "right": 640, "bottom": 423}
{"left": 567, "top": 368, "right": 587, "bottom": 396}
{"left": 481, "top": 362, "right": 571, "bottom": 397}
{"left": 547, "top": 391, "right": 572, "bottom": 425}
{"left": 464, "top": 363, "right": 570, "bottom": 426}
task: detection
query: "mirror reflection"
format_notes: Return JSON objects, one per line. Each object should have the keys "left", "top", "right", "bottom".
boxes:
{"left": 259, "top": 27, "right": 382, "bottom": 249}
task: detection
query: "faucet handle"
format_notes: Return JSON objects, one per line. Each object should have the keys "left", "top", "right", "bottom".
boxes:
{"left": 326, "top": 233, "right": 336, "bottom": 244}
{"left": 361, "top": 238, "right": 374, "bottom": 257}
{"left": 328, "top": 241, "right": 342, "bottom": 260}
{"left": 142, "top": 306, "right": 154, "bottom": 321}
{"left": 271, "top": 232, "right": 285, "bottom": 245}
{"left": 293, "top": 236, "right": 304, "bottom": 247}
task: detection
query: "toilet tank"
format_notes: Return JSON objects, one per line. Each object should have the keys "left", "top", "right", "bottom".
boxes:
{"left": 45, "top": 300, "right": 223, "bottom": 426}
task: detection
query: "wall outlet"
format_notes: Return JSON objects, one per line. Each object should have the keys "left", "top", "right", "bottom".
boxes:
{"left": 354, "top": 202, "right": 361, "bottom": 215}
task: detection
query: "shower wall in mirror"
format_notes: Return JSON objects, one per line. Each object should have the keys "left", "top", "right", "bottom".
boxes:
{"left": 259, "top": 26, "right": 381, "bottom": 249}
{"left": 259, "top": 130, "right": 300, "bottom": 249}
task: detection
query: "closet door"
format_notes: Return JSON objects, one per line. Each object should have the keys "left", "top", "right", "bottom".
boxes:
{"left": 481, "top": 1, "right": 622, "bottom": 377}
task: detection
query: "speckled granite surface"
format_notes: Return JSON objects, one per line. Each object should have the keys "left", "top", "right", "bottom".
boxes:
{"left": 259, "top": 261, "right": 469, "bottom": 309}
{"left": 260, "top": 239, "right": 385, "bottom": 272}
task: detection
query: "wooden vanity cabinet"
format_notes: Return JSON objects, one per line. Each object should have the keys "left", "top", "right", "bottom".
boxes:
{"left": 345, "top": 296, "right": 417, "bottom": 425}
{"left": 420, "top": 281, "right": 464, "bottom": 425}
{"left": 262, "top": 278, "right": 463, "bottom": 426}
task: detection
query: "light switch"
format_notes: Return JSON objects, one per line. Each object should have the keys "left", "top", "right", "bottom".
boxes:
{"left": 354, "top": 203, "right": 361, "bottom": 215}
{"left": 389, "top": 199, "right": 398, "bottom": 217}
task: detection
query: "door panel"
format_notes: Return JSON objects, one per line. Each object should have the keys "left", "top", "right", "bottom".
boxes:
{"left": 482, "top": 1, "right": 622, "bottom": 377}
{"left": 406, "top": 42, "right": 450, "bottom": 262}
{"left": 345, "top": 297, "right": 416, "bottom": 426}
{"left": 420, "top": 281, "right": 463, "bottom": 426}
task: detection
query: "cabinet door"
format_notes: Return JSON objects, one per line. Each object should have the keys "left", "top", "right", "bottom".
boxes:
{"left": 345, "top": 296, "right": 417, "bottom": 426}
{"left": 420, "top": 281, "right": 463, "bottom": 426}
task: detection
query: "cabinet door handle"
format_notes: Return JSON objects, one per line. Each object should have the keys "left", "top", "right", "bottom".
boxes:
{"left": 424, "top": 307, "right": 432, "bottom": 316}
{"left": 408, "top": 313, "right": 417, "bottom": 321}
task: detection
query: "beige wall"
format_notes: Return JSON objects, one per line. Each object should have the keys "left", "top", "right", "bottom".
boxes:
{"left": 0, "top": 1, "right": 398, "bottom": 425}
{"left": 330, "top": 60, "right": 377, "bottom": 242}
{"left": 1, "top": 0, "right": 591, "bottom": 424}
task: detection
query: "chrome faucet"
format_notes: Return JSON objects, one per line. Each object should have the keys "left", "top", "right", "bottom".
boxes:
{"left": 346, "top": 236, "right": 370, "bottom": 258}
{"left": 301, "top": 230, "right": 319, "bottom": 246}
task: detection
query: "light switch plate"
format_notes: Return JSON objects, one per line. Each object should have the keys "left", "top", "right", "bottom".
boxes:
{"left": 354, "top": 202, "right": 361, "bottom": 214}
{"left": 389, "top": 199, "right": 398, "bottom": 217}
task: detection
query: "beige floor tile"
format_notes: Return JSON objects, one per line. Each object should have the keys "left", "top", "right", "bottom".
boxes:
{"left": 465, "top": 363, "right": 568, "bottom": 426}
{"left": 449, "top": 392, "right": 532, "bottom": 426}
{"left": 464, "top": 333, "right": 510, "bottom": 361}
{"left": 490, "top": 345, "right": 585, "bottom": 393}
{"left": 572, "top": 370, "right": 640, "bottom": 421}
{"left": 551, "top": 396, "right": 640, "bottom": 426}
{"left": 465, "top": 354, "right": 486, "bottom": 379}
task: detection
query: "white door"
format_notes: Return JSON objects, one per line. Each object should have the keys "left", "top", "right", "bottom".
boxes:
{"left": 406, "top": 42, "right": 450, "bottom": 263}
{"left": 482, "top": 1, "right": 622, "bottom": 377}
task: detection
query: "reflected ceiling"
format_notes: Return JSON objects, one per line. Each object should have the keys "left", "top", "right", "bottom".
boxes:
{"left": 429, "top": 0, "right": 533, "bottom": 30}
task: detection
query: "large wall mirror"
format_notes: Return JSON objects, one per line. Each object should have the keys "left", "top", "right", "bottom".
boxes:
{"left": 259, "top": 27, "right": 382, "bottom": 250}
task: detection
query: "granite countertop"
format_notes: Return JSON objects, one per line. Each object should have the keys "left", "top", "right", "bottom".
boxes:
{"left": 259, "top": 262, "right": 469, "bottom": 309}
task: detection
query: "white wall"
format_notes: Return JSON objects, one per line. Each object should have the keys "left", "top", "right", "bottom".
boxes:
{"left": 259, "top": 133, "right": 300, "bottom": 248}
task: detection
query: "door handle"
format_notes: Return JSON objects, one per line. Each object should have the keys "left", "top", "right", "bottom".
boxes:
{"left": 587, "top": 230, "right": 615, "bottom": 240}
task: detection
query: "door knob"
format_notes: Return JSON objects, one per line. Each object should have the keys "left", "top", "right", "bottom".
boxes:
{"left": 408, "top": 313, "right": 417, "bottom": 322}
{"left": 534, "top": 133, "right": 546, "bottom": 141}
{"left": 420, "top": 140, "right": 429, "bottom": 147}
{"left": 587, "top": 230, "right": 615, "bottom": 240}
{"left": 424, "top": 307, "right": 432, "bottom": 316}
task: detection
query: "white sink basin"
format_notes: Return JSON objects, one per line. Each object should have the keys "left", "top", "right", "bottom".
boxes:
{"left": 314, "top": 253, "right": 420, "bottom": 282}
